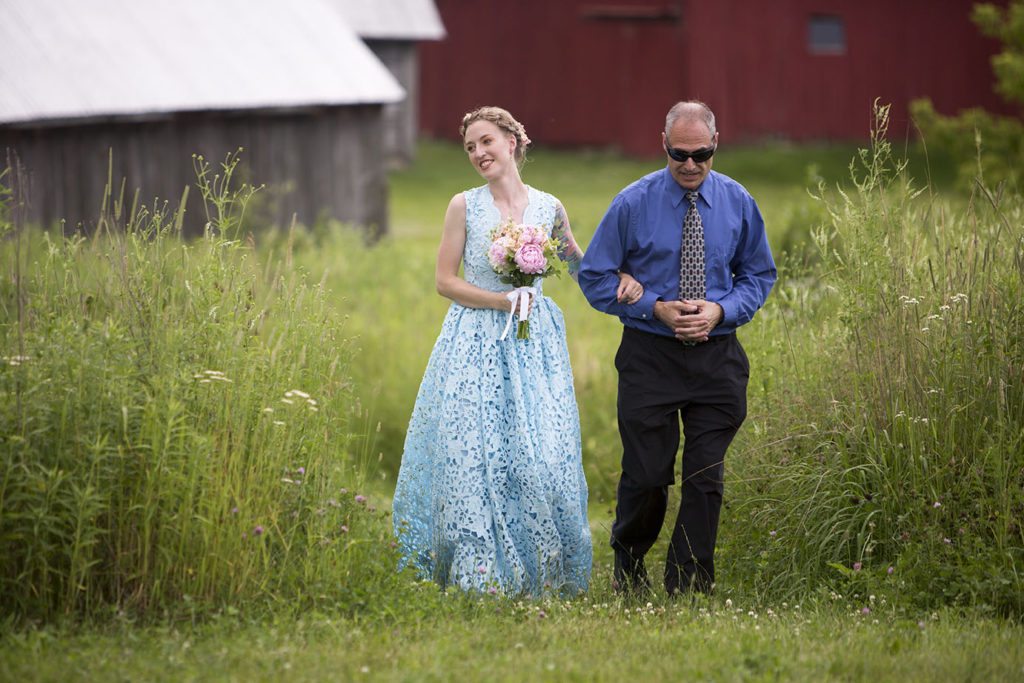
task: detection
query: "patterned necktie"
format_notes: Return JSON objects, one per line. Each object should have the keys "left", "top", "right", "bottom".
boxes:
{"left": 679, "top": 190, "right": 706, "bottom": 301}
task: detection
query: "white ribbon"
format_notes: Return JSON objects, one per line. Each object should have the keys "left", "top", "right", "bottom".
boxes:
{"left": 499, "top": 286, "right": 536, "bottom": 340}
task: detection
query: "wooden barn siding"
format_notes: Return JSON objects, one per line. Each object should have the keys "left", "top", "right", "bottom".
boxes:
{"left": 367, "top": 40, "right": 420, "bottom": 167}
{"left": 1, "top": 105, "right": 389, "bottom": 235}
{"left": 419, "top": 0, "right": 1017, "bottom": 157}
{"left": 694, "top": 0, "right": 1015, "bottom": 144}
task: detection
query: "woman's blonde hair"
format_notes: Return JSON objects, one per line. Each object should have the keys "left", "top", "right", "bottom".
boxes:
{"left": 460, "top": 106, "right": 531, "bottom": 164}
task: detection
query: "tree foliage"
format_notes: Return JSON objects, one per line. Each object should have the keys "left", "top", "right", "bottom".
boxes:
{"left": 910, "top": 0, "right": 1023, "bottom": 189}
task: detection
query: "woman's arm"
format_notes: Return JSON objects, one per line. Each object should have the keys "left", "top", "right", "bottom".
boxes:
{"left": 616, "top": 272, "right": 644, "bottom": 304}
{"left": 551, "top": 201, "right": 584, "bottom": 282}
{"left": 436, "top": 194, "right": 515, "bottom": 311}
{"left": 553, "top": 199, "right": 643, "bottom": 301}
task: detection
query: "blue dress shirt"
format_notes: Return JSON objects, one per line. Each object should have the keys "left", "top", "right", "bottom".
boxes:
{"left": 579, "top": 167, "right": 777, "bottom": 338}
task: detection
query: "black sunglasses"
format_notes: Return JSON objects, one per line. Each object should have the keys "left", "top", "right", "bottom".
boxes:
{"left": 665, "top": 143, "right": 716, "bottom": 164}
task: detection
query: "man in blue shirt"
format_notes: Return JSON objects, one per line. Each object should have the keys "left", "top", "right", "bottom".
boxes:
{"left": 579, "top": 100, "right": 776, "bottom": 597}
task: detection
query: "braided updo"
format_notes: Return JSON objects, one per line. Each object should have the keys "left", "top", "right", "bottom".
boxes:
{"left": 459, "top": 106, "right": 531, "bottom": 164}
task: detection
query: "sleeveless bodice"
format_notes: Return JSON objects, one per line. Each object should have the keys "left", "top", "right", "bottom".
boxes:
{"left": 462, "top": 185, "right": 556, "bottom": 295}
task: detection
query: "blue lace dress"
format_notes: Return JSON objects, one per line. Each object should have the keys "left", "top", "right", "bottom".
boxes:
{"left": 392, "top": 185, "right": 591, "bottom": 596}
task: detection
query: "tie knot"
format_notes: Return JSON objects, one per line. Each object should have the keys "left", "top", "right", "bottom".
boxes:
{"left": 686, "top": 191, "right": 699, "bottom": 205}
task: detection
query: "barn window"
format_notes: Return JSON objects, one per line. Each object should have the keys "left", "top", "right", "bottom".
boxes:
{"left": 807, "top": 14, "right": 846, "bottom": 55}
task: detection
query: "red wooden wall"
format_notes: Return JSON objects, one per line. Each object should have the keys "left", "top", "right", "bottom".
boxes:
{"left": 419, "top": 0, "right": 1018, "bottom": 157}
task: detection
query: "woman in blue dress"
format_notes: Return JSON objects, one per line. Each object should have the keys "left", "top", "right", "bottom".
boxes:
{"left": 392, "top": 106, "right": 643, "bottom": 596}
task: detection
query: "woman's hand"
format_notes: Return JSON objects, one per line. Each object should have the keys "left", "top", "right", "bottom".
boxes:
{"left": 506, "top": 289, "right": 534, "bottom": 317}
{"left": 616, "top": 272, "right": 644, "bottom": 304}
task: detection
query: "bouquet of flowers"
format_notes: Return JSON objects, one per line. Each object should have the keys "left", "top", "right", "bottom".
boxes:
{"left": 487, "top": 218, "right": 563, "bottom": 339}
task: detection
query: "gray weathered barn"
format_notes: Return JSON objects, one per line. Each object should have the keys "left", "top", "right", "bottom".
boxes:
{"left": 0, "top": 0, "right": 427, "bottom": 235}
{"left": 329, "top": 0, "right": 445, "bottom": 167}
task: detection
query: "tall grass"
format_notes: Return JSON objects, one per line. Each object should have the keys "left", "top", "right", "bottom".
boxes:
{"left": 0, "top": 154, "right": 408, "bottom": 623}
{"left": 3, "top": 112, "right": 1019, "bottom": 627}
{"left": 722, "top": 103, "right": 1023, "bottom": 615}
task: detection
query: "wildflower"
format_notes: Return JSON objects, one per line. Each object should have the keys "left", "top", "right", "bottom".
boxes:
{"left": 340, "top": 488, "right": 348, "bottom": 495}
{"left": 231, "top": 507, "right": 239, "bottom": 515}
{"left": 538, "top": 610, "right": 547, "bottom": 618}
{"left": 853, "top": 562, "right": 862, "bottom": 571}
{"left": 489, "top": 587, "right": 498, "bottom": 595}
{"left": 354, "top": 494, "right": 368, "bottom": 503}
{"left": 194, "top": 369, "right": 232, "bottom": 383}
{"left": 944, "top": 538, "right": 951, "bottom": 543}
{"left": 390, "top": 541, "right": 397, "bottom": 548}
{"left": 887, "top": 566, "right": 895, "bottom": 575}
{"left": 340, "top": 525, "right": 349, "bottom": 533}
{"left": 769, "top": 530, "right": 777, "bottom": 536}
{"left": 254, "top": 526, "right": 264, "bottom": 536}
{"left": 933, "top": 501, "right": 941, "bottom": 508}
{"left": 861, "top": 607, "right": 870, "bottom": 615}
{"left": 477, "top": 566, "right": 487, "bottom": 574}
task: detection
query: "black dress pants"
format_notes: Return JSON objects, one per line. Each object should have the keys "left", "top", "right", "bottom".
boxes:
{"left": 610, "top": 325, "right": 748, "bottom": 594}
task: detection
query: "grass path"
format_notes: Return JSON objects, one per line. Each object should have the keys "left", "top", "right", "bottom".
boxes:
{"left": 4, "top": 601, "right": 1022, "bottom": 681}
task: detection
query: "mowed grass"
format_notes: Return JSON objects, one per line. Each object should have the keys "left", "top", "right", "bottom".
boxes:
{"left": 4, "top": 598, "right": 1023, "bottom": 682}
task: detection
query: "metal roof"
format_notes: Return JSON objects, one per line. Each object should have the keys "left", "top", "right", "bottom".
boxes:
{"left": 0, "top": 0, "right": 405, "bottom": 126}
{"left": 327, "top": 0, "right": 446, "bottom": 40}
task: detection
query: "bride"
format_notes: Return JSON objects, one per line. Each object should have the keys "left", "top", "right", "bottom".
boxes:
{"left": 391, "top": 106, "right": 643, "bottom": 596}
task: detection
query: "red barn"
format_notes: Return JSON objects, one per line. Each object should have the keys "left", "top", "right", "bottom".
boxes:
{"left": 419, "top": 0, "right": 1019, "bottom": 156}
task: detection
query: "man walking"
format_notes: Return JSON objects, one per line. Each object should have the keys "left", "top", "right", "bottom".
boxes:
{"left": 579, "top": 100, "right": 776, "bottom": 596}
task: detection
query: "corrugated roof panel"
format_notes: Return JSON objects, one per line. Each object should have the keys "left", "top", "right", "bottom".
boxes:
{"left": 0, "top": 0, "right": 405, "bottom": 125}
{"left": 327, "top": 0, "right": 446, "bottom": 40}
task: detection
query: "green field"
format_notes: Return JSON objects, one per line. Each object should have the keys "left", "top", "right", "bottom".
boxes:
{"left": 2, "top": 121, "right": 1022, "bottom": 680}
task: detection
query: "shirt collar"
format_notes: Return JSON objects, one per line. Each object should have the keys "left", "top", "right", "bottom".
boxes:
{"left": 661, "top": 167, "right": 716, "bottom": 209}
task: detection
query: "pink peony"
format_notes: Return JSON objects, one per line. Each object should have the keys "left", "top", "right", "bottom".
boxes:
{"left": 488, "top": 237, "right": 514, "bottom": 271}
{"left": 514, "top": 243, "right": 547, "bottom": 274}
{"left": 518, "top": 223, "right": 546, "bottom": 246}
